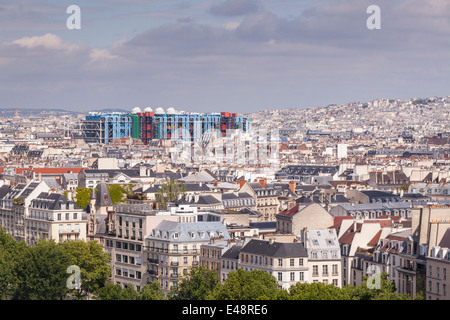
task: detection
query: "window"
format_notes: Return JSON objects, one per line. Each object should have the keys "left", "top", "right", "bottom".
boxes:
{"left": 278, "top": 272, "right": 282, "bottom": 281}
{"left": 66, "top": 213, "right": 70, "bottom": 220}
{"left": 290, "top": 272, "right": 295, "bottom": 281}
{"left": 278, "top": 259, "right": 283, "bottom": 267}
{"left": 313, "top": 265, "right": 318, "bottom": 276}
{"left": 116, "top": 254, "right": 121, "bottom": 262}
{"left": 299, "top": 258, "right": 304, "bottom": 266}
{"left": 332, "top": 264, "right": 338, "bottom": 275}
{"left": 299, "top": 272, "right": 304, "bottom": 281}
{"left": 73, "top": 212, "right": 77, "bottom": 220}
{"left": 323, "top": 265, "right": 328, "bottom": 276}
{"left": 290, "top": 259, "right": 294, "bottom": 267}
{"left": 58, "top": 214, "right": 61, "bottom": 221}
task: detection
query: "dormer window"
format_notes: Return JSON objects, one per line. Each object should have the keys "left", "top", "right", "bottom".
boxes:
{"left": 173, "top": 232, "right": 179, "bottom": 239}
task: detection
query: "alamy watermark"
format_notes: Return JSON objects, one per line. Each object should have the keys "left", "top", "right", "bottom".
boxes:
{"left": 366, "top": 265, "right": 382, "bottom": 290}
{"left": 367, "top": 5, "right": 381, "bottom": 30}
{"left": 66, "top": 265, "right": 81, "bottom": 290}
{"left": 66, "top": 5, "right": 380, "bottom": 31}
{"left": 66, "top": 5, "right": 81, "bottom": 30}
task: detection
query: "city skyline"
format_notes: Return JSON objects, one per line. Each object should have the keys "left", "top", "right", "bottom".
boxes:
{"left": 1, "top": 0, "right": 449, "bottom": 113}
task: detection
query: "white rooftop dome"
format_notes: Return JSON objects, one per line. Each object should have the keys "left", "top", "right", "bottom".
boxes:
{"left": 167, "top": 107, "right": 178, "bottom": 114}
{"left": 155, "top": 107, "right": 165, "bottom": 114}
{"left": 131, "top": 107, "right": 141, "bottom": 114}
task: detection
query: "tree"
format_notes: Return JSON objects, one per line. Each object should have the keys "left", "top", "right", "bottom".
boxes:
{"left": 59, "top": 240, "right": 111, "bottom": 299}
{"left": 155, "top": 180, "right": 187, "bottom": 210}
{"left": 287, "top": 282, "right": 350, "bottom": 300}
{"left": 139, "top": 281, "right": 166, "bottom": 300}
{"left": 96, "top": 282, "right": 126, "bottom": 300}
{"left": 13, "top": 240, "right": 71, "bottom": 300}
{"left": 106, "top": 184, "right": 127, "bottom": 204}
{"left": 168, "top": 266, "right": 219, "bottom": 300}
{"left": 341, "top": 272, "right": 412, "bottom": 300}
{"left": 0, "top": 227, "right": 27, "bottom": 299}
{"left": 209, "top": 269, "right": 280, "bottom": 300}
{"left": 73, "top": 187, "right": 92, "bottom": 210}
{"left": 96, "top": 282, "right": 140, "bottom": 300}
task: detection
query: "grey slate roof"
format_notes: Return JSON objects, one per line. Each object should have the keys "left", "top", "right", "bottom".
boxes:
{"left": 33, "top": 192, "right": 81, "bottom": 210}
{"left": 146, "top": 220, "right": 231, "bottom": 242}
{"left": 240, "top": 239, "right": 308, "bottom": 258}
{"left": 95, "top": 182, "right": 113, "bottom": 207}
{"left": 221, "top": 244, "right": 243, "bottom": 259}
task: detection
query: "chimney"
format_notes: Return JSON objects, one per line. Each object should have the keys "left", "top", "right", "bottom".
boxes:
{"left": 259, "top": 178, "right": 266, "bottom": 188}
{"left": 269, "top": 238, "right": 275, "bottom": 245}
{"left": 67, "top": 191, "right": 72, "bottom": 201}
{"left": 289, "top": 180, "right": 296, "bottom": 193}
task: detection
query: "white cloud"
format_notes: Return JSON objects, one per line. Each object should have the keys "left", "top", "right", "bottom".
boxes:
{"left": 223, "top": 21, "right": 240, "bottom": 30}
{"left": 10, "top": 33, "right": 80, "bottom": 51}
{"left": 89, "top": 48, "right": 119, "bottom": 62}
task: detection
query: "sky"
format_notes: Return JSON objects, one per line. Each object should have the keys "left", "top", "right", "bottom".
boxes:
{"left": 0, "top": 0, "right": 450, "bottom": 114}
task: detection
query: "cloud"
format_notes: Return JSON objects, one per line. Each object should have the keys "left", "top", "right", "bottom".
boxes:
{"left": 10, "top": 33, "right": 79, "bottom": 51}
{"left": 210, "top": 0, "right": 262, "bottom": 17}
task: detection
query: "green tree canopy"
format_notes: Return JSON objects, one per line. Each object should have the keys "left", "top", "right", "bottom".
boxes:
{"left": 168, "top": 266, "right": 219, "bottom": 300}
{"left": 287, "top": 282, "right": 351, "bottom": 300}
{"left": 13, "top": 239, "right": 71, "bottom": 300}
{"left": 139, "top": 281, "right": 165, "bottom": 300}
{"left": 59, "top": 240, "right": 111, "bottom": 299}
{"left": 0, "top": 228, "right": 27, "bottom": 299}
{"left": 209, "top": 269, "right": 280, "bottom": 300}
{"left": 155, "top": 180, "right": 187, "bottom": 210}
{"left": 72, "top": 187, "right": 93, "bottom": 210}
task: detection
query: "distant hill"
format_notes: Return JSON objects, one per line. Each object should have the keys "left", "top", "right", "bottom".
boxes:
{"left": 0, "top": 107, "right": 131, "bottom": 117}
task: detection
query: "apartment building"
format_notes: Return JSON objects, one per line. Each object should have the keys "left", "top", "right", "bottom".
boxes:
{"left": 0, "top": 181, "right": 50, "bottom": 242}
{"left": 27, "top": 192, "right": 86, "bottom": 245}
{"left": 338, "top": 219, "right": 389, "bottom": 287}
{"left": 144, "top": 220, "right": 230, "bottom": 294}
{"left": 220, "top": 244, "right": 242, "bottom": 283}
{"left": 239, "top": 180, "right": 280, "bottom": 222}
{"left": 301, "top": 228, "right": 342, "bottom": 287}
{"left": 238, "top": 238, "right": 309, "bottom": 290}
{"left": 276, "top": 203, "right": 334, "bottom": 235}
{"left": 427, "top": 244, "right": 450, "bottom": 300}
{"left": 0, "top": 181, "right": 87, "bottom": 245}
{"left": 103, "top": 203, "right": 178, "bottom": 291}
{"left": 199, "top": 238, "right": 231, "bottom": 274}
